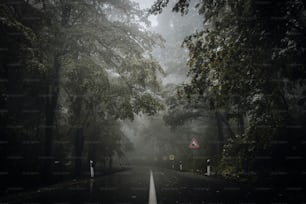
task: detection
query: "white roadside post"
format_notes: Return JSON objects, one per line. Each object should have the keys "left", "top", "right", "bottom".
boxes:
{"left": 90, "top": 160, "right": 95, "bottom": 178}
{"left": 206, "top": 159, "right": 211, "bottom": 176}
{"left": 179, "top": 161, "right": 183, "bottom": 171}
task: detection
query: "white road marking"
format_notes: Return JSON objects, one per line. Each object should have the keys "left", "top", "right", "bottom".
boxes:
{"left": 148, "top": 170, "right": 157, "bottom": 204}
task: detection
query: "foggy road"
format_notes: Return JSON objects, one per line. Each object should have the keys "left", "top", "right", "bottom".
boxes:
{"left": 2, "top": 1, "right": 306, "bottom": 204}
{"left": 5, "top": 166, "right": 304, "bottom": 204}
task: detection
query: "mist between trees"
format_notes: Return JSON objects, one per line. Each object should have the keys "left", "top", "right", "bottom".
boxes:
{"left": 148, "top": 0, "right": 306, "bottom": 184}
{"left": 1, "top": 0, "right": 306, "bottom": 194}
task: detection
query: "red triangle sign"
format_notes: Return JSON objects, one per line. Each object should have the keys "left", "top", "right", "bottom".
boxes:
{"left": 188, "top": 137, "right": 200, "bottom": 149}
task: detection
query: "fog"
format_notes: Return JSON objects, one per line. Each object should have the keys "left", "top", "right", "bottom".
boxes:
{"left": 121, "top": 0, "right": 204, "bottom": 164}
{"left": 2, "top": 0, "right": 305, "bottom": 202}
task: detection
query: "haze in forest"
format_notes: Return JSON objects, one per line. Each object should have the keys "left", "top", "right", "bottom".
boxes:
{"left": 122, "top": 0, "right": 204, "bottom": 164}
{"left": 1, "top": 0, "right": 305, "bottom": 195}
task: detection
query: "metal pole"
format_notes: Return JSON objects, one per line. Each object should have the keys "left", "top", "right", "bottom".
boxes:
{"left": 192, "top": 150, "right": 195, "bottom": 172}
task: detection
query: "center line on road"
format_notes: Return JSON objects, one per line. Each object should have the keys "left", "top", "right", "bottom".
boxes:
{"left": 148, "top": 170, "right": 157, "bottom": 204}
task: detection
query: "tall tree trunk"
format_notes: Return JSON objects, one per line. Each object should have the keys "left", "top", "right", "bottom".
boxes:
{"left": 218, "top": 112, "right": 236, "bottom": 139}
{"left": 73, "top": 97, "right": 85, "bottom": 177}
{"left": 108, "top": 156, "right": 113, "bottom": 169}
{"left": 102, "top": 156, "right": 106, "bottom": 169}
{"left": 74, "top": 127, "right": 84, "bottom": 177}
{"left": 42, "top": 54, "right": 60, "bottom": 183}
{"left": 88, "top": 122, "right": 98, "bottom": 162}
{"left": 237, "top": 112, "right": 245, "bottom": 137}
{"left": 215, "top": 111, "right": 224, "bottom": 153}
{"left": 88, "top": 143, "right": 97, "bottom": 163}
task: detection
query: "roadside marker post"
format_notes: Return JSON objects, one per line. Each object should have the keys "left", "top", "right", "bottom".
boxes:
{"left": 188, "top": 137, "right": 200, "bottom": 149}
{"left": 179, "top": 161, "right": 183, "bottom": 171}
{"left": 90, "top": 160, "right": 95, "bottom": 178}
{"left": 206, "top": 159, "right": 211, "bottom": 176}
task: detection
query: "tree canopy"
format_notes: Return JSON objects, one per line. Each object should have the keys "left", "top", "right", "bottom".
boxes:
{"left": 1, "top": 0, "right": 165, "bottom": 190}
{"left": 151, "top": 0, "right": 306, "bottom": 180}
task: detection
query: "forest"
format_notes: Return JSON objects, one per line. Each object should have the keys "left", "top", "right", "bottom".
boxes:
{"left": 1, "top": 0, "right": 306, "bottom": 198}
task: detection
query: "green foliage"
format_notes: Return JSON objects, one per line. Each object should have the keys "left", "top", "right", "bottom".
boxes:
{"left": 1, "top": 0, "right": 165, "bottom": 185}
{"left": 219, "top": 134, "right": 255, "bottom": 180}
{"left": 151, "top": 0, "right": 306, "bottom": 180}
{"left": 50, "top": 0, "right": 165, "bottom": 157}
{"left": 0, "top": 5, "right": 36, "bottom": 44}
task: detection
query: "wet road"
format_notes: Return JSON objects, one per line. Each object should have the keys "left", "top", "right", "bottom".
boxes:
{"left": 7, "top": 166, "right": 305, "bottom": 204}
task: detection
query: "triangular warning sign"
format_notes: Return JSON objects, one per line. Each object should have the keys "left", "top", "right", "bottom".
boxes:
{"left": 188, "top": 137, "right": 200, "bottom": 149}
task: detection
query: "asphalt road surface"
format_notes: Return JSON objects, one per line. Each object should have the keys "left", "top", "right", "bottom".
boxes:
{"left": 6, "top": 166, "right": 305, "bottom": 204}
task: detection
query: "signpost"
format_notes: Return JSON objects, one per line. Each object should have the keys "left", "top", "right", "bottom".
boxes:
{"left": 188, "top": 137, "right": 200, "bottom": 171}
{"left": 188, "top": 137, "right": 200, "bottom": 149}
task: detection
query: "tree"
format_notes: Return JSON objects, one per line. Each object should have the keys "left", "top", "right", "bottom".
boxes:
{"left": 150, "top": 0, "right": 306, "bottom": 180}
{"left": 0, "top": 0, "right": 165, "bottom": 190}
{"left": 55, "top": 0, "right": 164, "bottom": 174}
{"left": 0, "top": 0, "right": 49, "bottom": 189}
